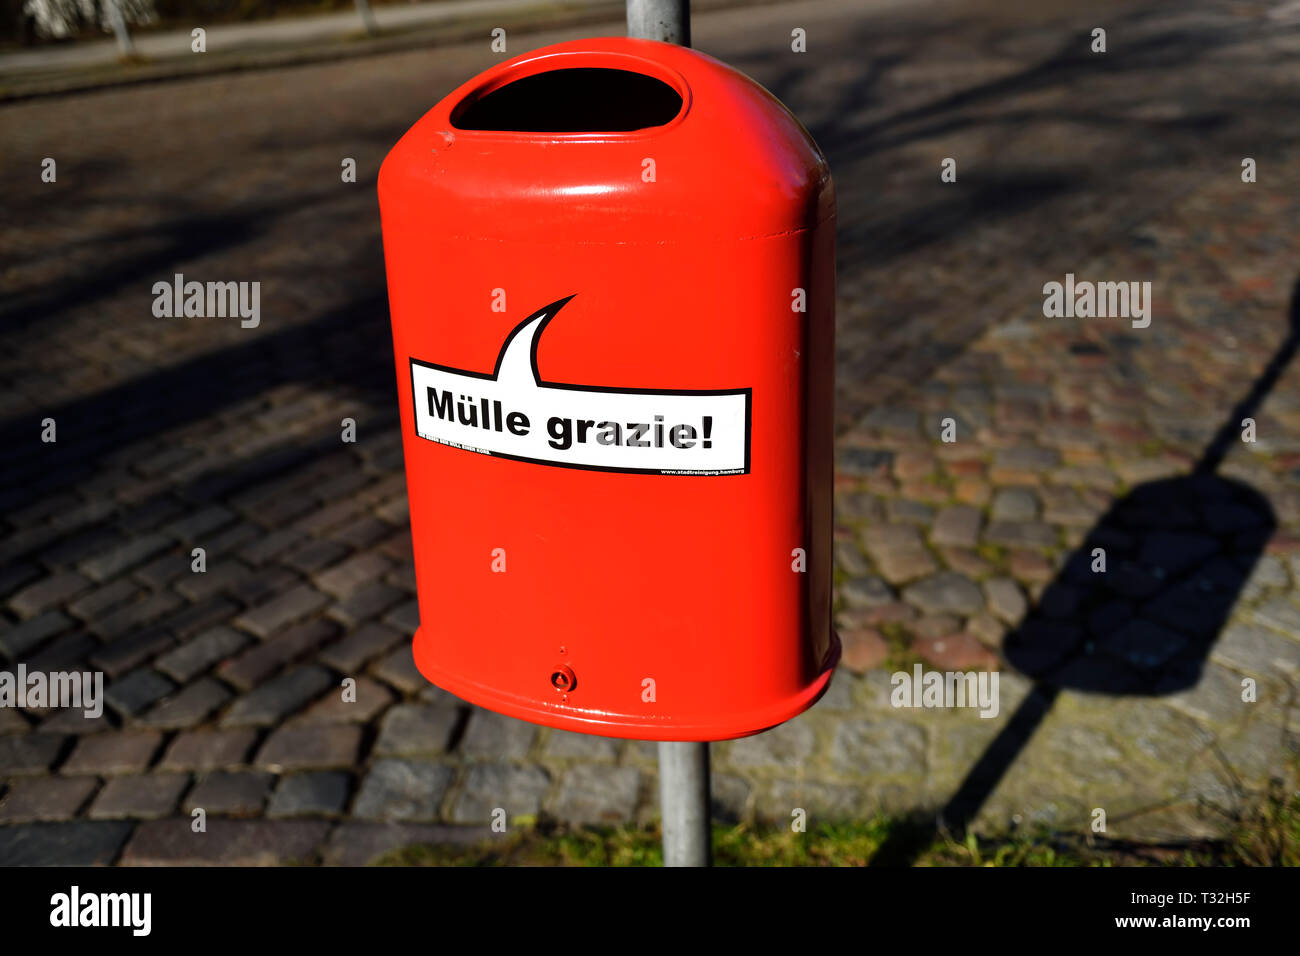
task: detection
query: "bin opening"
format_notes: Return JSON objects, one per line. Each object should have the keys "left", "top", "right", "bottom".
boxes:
{"left": 452, "top": 68, "right": 684, "bottom": 133}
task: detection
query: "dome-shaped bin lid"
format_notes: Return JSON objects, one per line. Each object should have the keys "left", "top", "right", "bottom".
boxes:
{"left": 379, "top": 37, "right": 834, "bottom": 244}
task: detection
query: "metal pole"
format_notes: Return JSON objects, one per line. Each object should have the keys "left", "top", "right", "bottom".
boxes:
{"left": 627, "top": 0, "right": 690, "bottom": 46}
{"left": 626, "top": 0, "right": 708, "bottom": 869}
{"left": 104, "top": 0, "right": 135, "bottom": 58}
{"left": 658, "top": 741, "right": 711, "bottom": 866}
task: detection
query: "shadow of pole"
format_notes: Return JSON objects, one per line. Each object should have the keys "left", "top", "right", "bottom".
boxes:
{"left": 869, "top": 275, "right": 1300, "bottom": 866}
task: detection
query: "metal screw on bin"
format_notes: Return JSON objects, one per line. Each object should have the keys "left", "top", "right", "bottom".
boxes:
{"left": 626, "top": 0, "right": 710, "bottom": 869}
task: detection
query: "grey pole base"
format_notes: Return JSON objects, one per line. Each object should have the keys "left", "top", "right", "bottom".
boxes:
{"left": 626, "top": 0, "right": 690, "bottom": 46}
{"left": 658, "top": 740, "right": 711, "bottom": 866}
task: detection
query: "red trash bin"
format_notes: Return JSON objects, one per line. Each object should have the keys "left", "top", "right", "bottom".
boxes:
{"left": 379, "top": 37, "right": 837, "bottom": 740}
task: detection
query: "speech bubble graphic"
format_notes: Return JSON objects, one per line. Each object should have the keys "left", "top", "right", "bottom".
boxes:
{"left": 409, "top": 297, "right": 751, "bottom": 475}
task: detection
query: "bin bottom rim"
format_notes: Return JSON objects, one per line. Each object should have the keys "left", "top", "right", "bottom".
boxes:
{"left": 410, "top": 627, "right": 841, "bottom": 742}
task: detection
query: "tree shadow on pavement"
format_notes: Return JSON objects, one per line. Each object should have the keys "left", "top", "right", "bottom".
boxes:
{"left": 869, "top": 275, "right": 1300, "bottom": 866}
{"left": 6, "top": 2, "right": 1299, "bottom": 522}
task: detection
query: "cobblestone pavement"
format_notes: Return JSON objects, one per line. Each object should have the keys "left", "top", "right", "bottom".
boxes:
{"left": 2, "top": 0, "right": 1300, "bottom": 864}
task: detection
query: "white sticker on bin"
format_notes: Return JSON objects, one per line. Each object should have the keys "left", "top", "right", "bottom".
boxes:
{"left": 409, "top": 296, "right": 750, "bottom": 476}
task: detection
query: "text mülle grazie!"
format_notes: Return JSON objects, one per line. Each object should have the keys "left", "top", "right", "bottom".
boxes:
{"left": 426, "top": 389, "right": 716, "bottom": 454}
